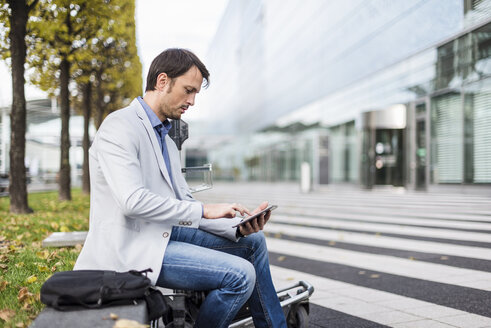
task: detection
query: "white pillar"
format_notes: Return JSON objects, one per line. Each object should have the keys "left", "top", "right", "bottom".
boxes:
{"left": 300, "top": 162, "right": 311, "bottom": 193}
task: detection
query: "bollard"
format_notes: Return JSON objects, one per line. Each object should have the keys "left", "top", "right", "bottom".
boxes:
{"left": 300, "top": 162, "right": 311, "bottom": 193}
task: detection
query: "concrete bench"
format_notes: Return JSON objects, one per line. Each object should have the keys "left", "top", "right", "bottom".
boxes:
{"left": 36, "top": 233, "right": 153, "bottom": 327}
{"left": 30, "top": 300, "right": 149, "bottom": 328}
{"left": 42, "top": 231, "right": 88, "bottom": 247}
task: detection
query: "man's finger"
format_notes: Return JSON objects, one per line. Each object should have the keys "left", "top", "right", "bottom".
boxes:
{"left": 250, "top": 217, "right": 260, "bottom": 232}
{"left": 234, "top": 204, "right": 250, "bottom": 216}
{"left": 242, "top": 221, "right": 254, "bottom": 236}
{"left": 257, "top": 213, "right": 266, "bottom": 230}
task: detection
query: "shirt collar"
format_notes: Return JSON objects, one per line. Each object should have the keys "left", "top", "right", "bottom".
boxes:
{"left": 137, "top": 96, "right": 172, "bottom": 133}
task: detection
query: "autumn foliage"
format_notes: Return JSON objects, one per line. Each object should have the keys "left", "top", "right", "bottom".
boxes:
{"left": 0, "top": 190, "right": 89, "bottom": 327}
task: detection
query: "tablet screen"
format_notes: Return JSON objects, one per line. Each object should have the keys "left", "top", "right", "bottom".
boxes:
{"left": 232, "top": 205, "right": 277, "bottom": 228}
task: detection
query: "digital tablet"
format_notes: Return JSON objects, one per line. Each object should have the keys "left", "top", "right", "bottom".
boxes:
{"left": 232, "top": 205, "right": 278, "bottom": 228}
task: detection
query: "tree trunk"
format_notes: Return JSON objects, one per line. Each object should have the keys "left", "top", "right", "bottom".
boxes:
{"left": 7, "top": 0, "right": 32, "bottom": 213}
{"left": 95, "top": 70, "right": 104, "bottom": 130}
{"left": 82, "top": 82, "right": 91, "bottom": 194}
{"left": 58, "top": 58, "right": 71, "bottom": 201}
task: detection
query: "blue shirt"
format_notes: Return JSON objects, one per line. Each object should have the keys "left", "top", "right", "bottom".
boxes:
{"left": 137, "top": 96, "right": 175, "bottom": 189}
{"left": 137, "top": 97, "right": 204, "bottom": 218}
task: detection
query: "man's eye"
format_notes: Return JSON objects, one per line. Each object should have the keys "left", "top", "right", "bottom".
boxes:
{"left": 185, "top": 89, "right": 192, "bottom": 94}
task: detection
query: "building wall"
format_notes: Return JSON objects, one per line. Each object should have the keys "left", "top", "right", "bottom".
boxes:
{"left": 203, "top": 0, "right": 491, "bottom": 190}
{"left": 205, "top": 0, "right": 465, "bottom": 133}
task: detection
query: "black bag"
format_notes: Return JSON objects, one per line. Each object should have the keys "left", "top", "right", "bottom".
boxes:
{"left": 40, "top": 268, "right": 168, "bottom": 321}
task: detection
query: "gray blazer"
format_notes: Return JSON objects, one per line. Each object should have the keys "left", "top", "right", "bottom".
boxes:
{"left": 74, "top": 98, "right": 242, "bottom": 284}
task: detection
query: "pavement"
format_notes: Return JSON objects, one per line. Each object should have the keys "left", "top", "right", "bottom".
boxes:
{"left": 193, "top": 182, "right": 491, "bottom": 328}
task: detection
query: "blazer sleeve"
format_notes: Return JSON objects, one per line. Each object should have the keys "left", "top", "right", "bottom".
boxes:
{"left": 93, "top": 115, "right": 202, "bottom": 227}
{"left": 166, "top": 137, "right": 243, "bottom": 241}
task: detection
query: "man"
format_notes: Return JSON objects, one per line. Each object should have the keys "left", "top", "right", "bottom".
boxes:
{"left": 74, "top": 48, "right": 287, "bottom": 328}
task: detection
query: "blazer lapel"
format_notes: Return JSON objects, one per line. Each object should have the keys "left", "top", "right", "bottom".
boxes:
{"left": 133, "top": 101, "right": 174, "bottom": 192}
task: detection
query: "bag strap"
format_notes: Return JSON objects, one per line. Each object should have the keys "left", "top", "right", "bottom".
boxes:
{"left": 144, "top": 288, "right": 169, "bottom": 321}
{"left": 129, "top": 268, "right": 153, "bottom": 276}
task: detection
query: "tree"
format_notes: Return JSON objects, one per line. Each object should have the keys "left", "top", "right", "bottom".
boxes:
{"left": 28, "top": 0, "right": 107, "bottom": 201}
{"left": 0, "top": 0, "right": 38, "bottom": 213}
{"left": 71, "top": 0, "right": 141, "bottom": 194}
{"left": 91, "top": 0, "right": 142, "bottom": 129}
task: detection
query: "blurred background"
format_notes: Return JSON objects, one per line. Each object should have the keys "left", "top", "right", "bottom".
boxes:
{"left": 1, "top": 0, "right": 491, "bottom": 195}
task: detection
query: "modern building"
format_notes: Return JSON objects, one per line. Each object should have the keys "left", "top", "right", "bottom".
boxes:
{"left": 196, "top": 0, "right": 491, "bottom": 193}
{"left": 0, "top": 99, "right": 95, "bottom": 186}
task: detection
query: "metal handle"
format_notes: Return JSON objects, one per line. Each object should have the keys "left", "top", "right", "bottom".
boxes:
{"left": 181, "top": 163, "right": 212, "bottom": 173}
{"left": 229, "top": 280, "right": 314, "bottom": 327}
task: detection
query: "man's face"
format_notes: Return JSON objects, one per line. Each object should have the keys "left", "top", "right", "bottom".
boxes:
{"left": 156, "top": 65, "right": 203, "bottom": 121}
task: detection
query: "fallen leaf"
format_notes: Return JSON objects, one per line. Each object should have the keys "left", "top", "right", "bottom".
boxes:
{"left": 286, "top": 277, "right": 294, "bottom": 281}
{"left": 110, "top": 313, "right": 119, "bottom": 320}
{"left": 0, "top": 309, "right": 15, "bottom": 322}
{"left": 18, "top": 287, "right": 34, "bottom": 304}
{"left": 15, "top": 322, "right": 25, "bottom": 328}
{"left": 370, "top": 274, "right": 380, "bottom": 279}
{"left": 0, "top": 264, "right": 7, "bottom": 270}
{"left": 0, "top": 280, "right": 8, "bottom": 291}
{"left": 31, "top": 242, "right": 41, "bottom": 248}
{"left": 15, "top": 262, "right": 24, "bottom": 268}
{"left": 409, "top": 256, "right": 415, "bottom": 260}
{"left": 328, "top": 241, "right": 336, "bottom": 246}
{"left": 48, "top": 251, "right": 59, "bottom": 260}
{"left": 37, "top": 265, "right": 49, "bottom": 272}
{"left": 277, "top": 256, "right": 286, "bottom": 262}
{"left": 60, "top": 226, "right": 70, "bottom": 232}
{"left": 36, "top": 250, "right": 49, "bottom": 260}
{"left": 440, "top": 256, "right": 449, "bottom": 260}
{"left": 26, "top": 275, "right": 37, "bottom": 284}
{"left": 74, "top": 244, "right": 83, "bottom": 251}
{"left": 358, "top": 271, "right": 366, "bottom": 275}
{"left": 113, "top": 319, "right": 149, "bottom": 328}
{"left": 50, "top": 222, "right": 59, "bottom": 230}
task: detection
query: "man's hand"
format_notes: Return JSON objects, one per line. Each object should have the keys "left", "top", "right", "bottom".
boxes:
{"left": 238, "top": 201, "right": 271, "bottom": 237}
{"left": 203, "top": 203, "right": 250, "bottom": 219}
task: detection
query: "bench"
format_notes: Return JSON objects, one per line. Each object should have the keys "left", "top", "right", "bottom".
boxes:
{"left": 29, "top": 300, "right": 149, "bottom": 327}
{"left": 32, "top": 232, "right": 150, "bottom": 327}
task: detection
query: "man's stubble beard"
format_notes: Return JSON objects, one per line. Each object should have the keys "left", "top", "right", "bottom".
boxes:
{"left": 166, "top": 80, "right": 182, "bottom": 120}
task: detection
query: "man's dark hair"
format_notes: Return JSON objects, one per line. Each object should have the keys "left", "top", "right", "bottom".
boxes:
{"left": 145, "top": 48, "right": 210, "bottom": 91}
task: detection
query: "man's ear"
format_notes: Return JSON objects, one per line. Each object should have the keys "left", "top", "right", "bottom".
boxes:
{"left": 156, "top": 72, "right": 168, "bottom": 91}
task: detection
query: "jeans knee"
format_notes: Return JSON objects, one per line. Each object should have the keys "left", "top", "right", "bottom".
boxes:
{"left": 247, "top": 231, "right": 267, "bottom": 253}
{"left": 225, "top": 260, "right": 256, "bottom": 298}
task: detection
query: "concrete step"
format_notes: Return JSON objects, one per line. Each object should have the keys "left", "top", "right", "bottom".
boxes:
{"left": 42, "top": 231, "right": 87, "bottom": 247}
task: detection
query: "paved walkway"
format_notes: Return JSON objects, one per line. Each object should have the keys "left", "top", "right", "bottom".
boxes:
{"left": 194, "top": 182, "right": 491, "bottom": 328}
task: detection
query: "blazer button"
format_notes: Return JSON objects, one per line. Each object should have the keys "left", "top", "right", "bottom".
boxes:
{"left": 162, "top": 232, "right": 169, "bottom": 238}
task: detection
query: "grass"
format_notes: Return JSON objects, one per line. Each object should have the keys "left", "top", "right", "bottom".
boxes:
{"left": 0, "top": 190, "right": 90, "bottom": 328}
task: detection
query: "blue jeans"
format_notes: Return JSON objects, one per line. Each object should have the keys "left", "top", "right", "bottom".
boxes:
{"left": 156, "top": 226, "right": 287, "bottom": 328}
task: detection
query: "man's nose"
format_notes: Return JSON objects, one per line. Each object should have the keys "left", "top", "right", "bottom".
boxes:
{"left": 187, "top": 94, "right": 196, "bottom": 106}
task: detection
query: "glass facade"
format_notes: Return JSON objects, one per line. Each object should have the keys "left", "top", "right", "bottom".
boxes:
{"left": 201, "top": 0, "right": 491, "bottom": 189}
